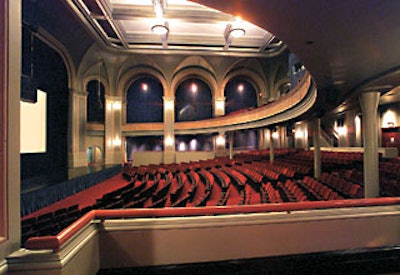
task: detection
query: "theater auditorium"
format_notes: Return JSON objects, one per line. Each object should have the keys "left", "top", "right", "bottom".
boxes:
{"left": 1, "top": 0, "right": 400, "bottom": 274}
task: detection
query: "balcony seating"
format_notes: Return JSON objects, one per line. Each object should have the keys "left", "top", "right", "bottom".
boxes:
{"left": 23, "top": 150, "right": 399, "bottom": 246}
{"left": 210, "top": 168, "right": 231, "bottom": 190}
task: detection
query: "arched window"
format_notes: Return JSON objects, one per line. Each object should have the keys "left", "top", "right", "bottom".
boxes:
{"left": 87, "top": 80, "right": 105, "bottom": 122}
{"left": 224, "top": 78, "right": 257, "bottom": 114}
{"left": 175, "top": 79, "right": 212, "bottom": 122}
{"left": 126, "top": 76, "right": 163, "bottom": 123}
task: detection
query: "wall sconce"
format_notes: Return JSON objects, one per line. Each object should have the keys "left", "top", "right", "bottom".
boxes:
{"left": 215, "top": 99, "right": 225, "bottom": 111}
{"left": 113, "top": 136, "right": 121, "bottom": 147}
{"left": 164, "top": 136, "right": 174, "bottom": 147}
{"left": 216, "top": 135, "right": 226, "bottom": 146}
{"left": 108, "top": 136, "right": 121, "bottom": 148}
{"left": 107, "top": 101, "right": 122, "bottom": 111}
{"left": 337, "top": 126, "right": 347, "bottom": 136}
{"left": 164, "top": 99, "right": 174, "bottom": 110}
{"left": 295, "top": 130, "right": 303, "bottom": 139}
{"left": 272, "top": 132, "right": 279, "bottom": 139}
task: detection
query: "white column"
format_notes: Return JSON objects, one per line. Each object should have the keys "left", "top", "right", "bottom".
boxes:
{"left": 313, "top": 118, "right": 321, "bottom": 179}
{"left": 359, "top": 92, "right": 380, "bottom": 198}
{"left": 269, "top": 128, "right": 275, "bottom": 163}
{"left": 345, "top": 110, "right": 357, "bottom": 147}
{"left": 4, "top": 0, "right": 22, "bottom": 253}
{"left": 105, "top": 96, "right": 122, "bottom": 165}
{"left": 68, "top": 89, "right": 88, "bottom": 167}
{"left": 295, "top": 122, "right": 308, "bottom": 149}
{"left": 215, "top": 132, "right": 226, "bottom": 157}
{"left": 163, "top": 96, "right": 175, "bottom": 164}
{"left": 355, "top": 114, "right": 362, "bottom": 147}
{"left": 258, "top": 128, "right": 268, "bottom": 150}
{"left": 279, "top": 126, "right": 288, "bottom": 149}
{"left": 229, "top": 132, "right": 234, "bottom": 159}
{"left": 214, "top": 97, "right": 225, "bottom": 117}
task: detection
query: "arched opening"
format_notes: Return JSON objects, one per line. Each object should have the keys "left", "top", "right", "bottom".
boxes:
{"left": 126, "top": 76, "right": 163, "bottom": 123}
{"left": 86, "top": 80, "right": 105, "bottom": 122}
{"left": 224, "top": 78, "right": 257, "bottom": 114}
{"left": 175, "top": 79, "right": 212, "bottom": 122}
{"left": 87, "top": 145, "right": 103, "bottom": 165}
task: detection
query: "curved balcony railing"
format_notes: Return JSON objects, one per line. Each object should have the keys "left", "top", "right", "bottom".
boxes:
{"left": 24, "top": 197, "right": 400, "bottom": 252}
{"left": 95, "top": 71, "right": 314, "bottom": 136}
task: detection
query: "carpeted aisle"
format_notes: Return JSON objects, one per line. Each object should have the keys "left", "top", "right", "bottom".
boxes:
{"left": 22, "top": 173, "right": 130, "bottom": 220}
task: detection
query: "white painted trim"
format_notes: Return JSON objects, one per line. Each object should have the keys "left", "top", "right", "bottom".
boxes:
{"left": 0, "top": 260, "right": 7, "bottom": 275}
{"left": 6, "top": 223, "right": 98, "bottom": 273}
{"left": 6, "top": 205, "right": 400, "bottom": 273}
{"left": 98, "top": 205, "right": 400, "bottom": 232}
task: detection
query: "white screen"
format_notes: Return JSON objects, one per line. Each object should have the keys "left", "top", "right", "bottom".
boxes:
{"left": 20, "top": 90, "right": 47, "bottom": 153}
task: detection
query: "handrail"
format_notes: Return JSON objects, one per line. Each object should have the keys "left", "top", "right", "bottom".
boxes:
{"left": 121, "top": 72, "right": 312, "bottom": 134}
{"left": 24, "top": 197, "right": 400, "bottom": 252}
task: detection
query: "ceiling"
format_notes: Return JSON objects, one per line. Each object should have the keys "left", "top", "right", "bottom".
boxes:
{"left": 193, "top": 0, "right": 400, "bottom": 110}
{"left": 67, "top": 0, "right": 283, "bottom": 54}
{"left": 32, "top": 0, "right": 400, "bottom": 114}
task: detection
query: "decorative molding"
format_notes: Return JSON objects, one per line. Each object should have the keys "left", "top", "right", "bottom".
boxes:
{"left": 6, "top": 223, "right": 98, "bottom": 273}
{"left": 69, "top": 88, "right": 88, "bottom": 97}
{"left": 0, "top": 260, "right": 7, "bottom": 275}
{"left": 118, "top": 73, "right": 315, "bottom": 136}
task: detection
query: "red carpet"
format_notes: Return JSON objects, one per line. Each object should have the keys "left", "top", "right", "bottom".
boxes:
{"left": 22, "top": 173, "right": 130, "bottom": 220}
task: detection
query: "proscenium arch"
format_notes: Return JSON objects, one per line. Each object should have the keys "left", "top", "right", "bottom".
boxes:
{"left": 86, "top": 145, "right": 103, "bottom": 164}
{"left": 34, "top": 29, "right": 76, "bottom": 90}
{"left": 222, "top": 68, "right": 267, "bottom": 105}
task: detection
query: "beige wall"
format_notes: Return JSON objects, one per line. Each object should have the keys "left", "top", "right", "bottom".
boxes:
{"left": 0, "top": 1, "right": 22, "bottom": 273}
{"left": 176, "top": 151, "right": 216, "bottom": 163}
{"left": 132, "top": 151, "right": 164, "bottom": 166}
{"left": 6, "top": 205, "right": 400, "bottom": 274}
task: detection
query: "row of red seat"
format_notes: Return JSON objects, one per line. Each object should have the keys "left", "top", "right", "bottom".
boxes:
{"left": 301, "top": 176, "right": 344, "bottom": 201}
{"left": 262, "top": 182, "right": 283, "bottom": 203}
{"left": 278, "top": 180, "right": 308, "bottom": 202}
{"left": 25, "top": 196, "right": 400, "bottom": 252}
{"left": 26, "top": 150, "right": 396, "bottom": 247}
{"left": 319, "top": 173, "right": 363, "bottom": 198}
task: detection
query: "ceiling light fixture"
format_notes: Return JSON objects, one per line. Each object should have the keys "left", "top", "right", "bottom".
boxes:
{"left": 224, "top": 23, "right": 245, "bottom": 50}
{"left": 151, "top": 24, "right": 169, "bottom": 35}
{"left": 229, "top": 28, "right": 245, "bottom": 38}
